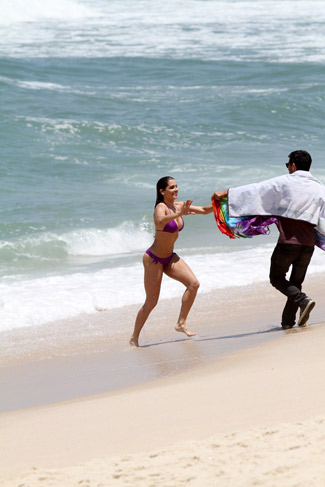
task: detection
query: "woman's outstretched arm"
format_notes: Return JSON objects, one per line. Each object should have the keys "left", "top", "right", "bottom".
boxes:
{"left": 187, "top": 203, "right": 214, "bottom": 215}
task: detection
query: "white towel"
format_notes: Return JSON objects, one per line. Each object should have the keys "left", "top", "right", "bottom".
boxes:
{"left": 228, "top": 171, "right": 325, "bottom": 236}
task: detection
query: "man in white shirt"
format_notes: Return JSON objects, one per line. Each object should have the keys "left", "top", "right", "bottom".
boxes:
{"left": 212, "top": 150, "right": 325, "bottom": 329}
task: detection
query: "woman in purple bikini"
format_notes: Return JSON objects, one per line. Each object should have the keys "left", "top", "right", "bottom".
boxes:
{"left": 130, "top": 176, "right": 213, "bottom": 347}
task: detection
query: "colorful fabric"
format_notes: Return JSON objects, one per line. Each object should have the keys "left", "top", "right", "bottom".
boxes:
{"left": 212, "top": 198, "right": 278, "bottom": 239}
{"left": 213, "top": 197, "right": 325, "bottom": 251}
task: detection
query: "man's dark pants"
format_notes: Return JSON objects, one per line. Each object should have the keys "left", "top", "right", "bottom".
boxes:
{"left": 269, "top": 243, "right": 314, "bottom": 327}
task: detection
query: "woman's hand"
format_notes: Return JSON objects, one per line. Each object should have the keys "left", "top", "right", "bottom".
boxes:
{"left": 178, "top": 200, "right": 194, "bottom": 215}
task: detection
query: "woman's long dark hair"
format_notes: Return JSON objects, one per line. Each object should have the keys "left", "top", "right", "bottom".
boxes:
{"left": 155, "top": 176, "right": 173, "bottom": 207}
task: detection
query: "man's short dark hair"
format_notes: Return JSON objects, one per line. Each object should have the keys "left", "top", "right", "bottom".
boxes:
{"left": 288, "top": 150, "right": 312, "bottom": 171}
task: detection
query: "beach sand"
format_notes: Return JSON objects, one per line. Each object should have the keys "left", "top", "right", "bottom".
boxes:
{"left": 1, "top": 274, "right": 325, "bottom": 486}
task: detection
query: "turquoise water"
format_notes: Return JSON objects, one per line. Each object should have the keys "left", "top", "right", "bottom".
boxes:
{"left": 1, "top": 0, "right": 325, "bottom": 331}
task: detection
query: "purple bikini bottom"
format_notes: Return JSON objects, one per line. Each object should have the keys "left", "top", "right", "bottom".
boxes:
{"left": 146, "top": 249, "right": 175, "bottom": 267}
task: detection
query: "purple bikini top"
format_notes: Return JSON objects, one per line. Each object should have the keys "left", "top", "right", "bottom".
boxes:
{"left": 162, "top": 217, "right": 184, "bottom": 233}
{"left": 157, "top": 205, "right": 184, "bottom": 233}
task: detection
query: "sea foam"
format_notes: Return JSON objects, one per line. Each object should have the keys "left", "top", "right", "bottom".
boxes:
{"left": 0, "top": 245, "right": 324, "bottom": 332}
{"left": 0, "top": 0, "right": 95, "bottom": 24}
{"left": 0, "top": 223, "right": 153, "bottom": 268}
{"left": 1, "top": 0, "right": 325, "bottom": 62}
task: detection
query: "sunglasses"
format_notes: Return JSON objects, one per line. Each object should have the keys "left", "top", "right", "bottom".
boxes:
{"left": 286, "top": 162, "right": 292, "bottom": 168}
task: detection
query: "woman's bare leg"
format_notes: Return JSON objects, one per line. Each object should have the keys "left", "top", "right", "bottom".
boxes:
{"left": 130, "top": 254, "right": 163, "bottom": 347}
{"left": 164, "top": 255, "right": 199, "bottom": 337}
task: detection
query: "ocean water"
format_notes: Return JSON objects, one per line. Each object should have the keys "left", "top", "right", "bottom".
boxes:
{"left": 1, "top": 0, "right": 325, "bottom": 332}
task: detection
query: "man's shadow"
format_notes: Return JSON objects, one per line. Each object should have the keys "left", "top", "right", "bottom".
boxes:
{"left": 141, "top": 325, "right": 281, "bottom": 348}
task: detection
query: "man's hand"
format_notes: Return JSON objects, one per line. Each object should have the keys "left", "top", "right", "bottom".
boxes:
{"left": 211, "top": 190, "right": 228, "bottom": 202}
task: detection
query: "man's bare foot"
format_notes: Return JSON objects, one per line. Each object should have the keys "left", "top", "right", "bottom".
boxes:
{"left": 175, "top": 324, "right": 196, "bottom": 337}
{"left": 129, "top": 336, "right": 139, "bottom": 347}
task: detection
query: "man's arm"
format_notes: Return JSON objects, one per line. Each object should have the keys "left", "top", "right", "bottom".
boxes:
{"left": 211, "top": 189, "right": 228, "bottom": 201}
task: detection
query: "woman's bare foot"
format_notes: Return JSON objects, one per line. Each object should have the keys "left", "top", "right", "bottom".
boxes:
{"left": 175, "top": 323, "right": 196, "bottom": 337}
{"left": 129, "top": 336, "right": 139, "bottom": 347}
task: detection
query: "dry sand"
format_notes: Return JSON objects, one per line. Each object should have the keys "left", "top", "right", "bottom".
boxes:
{"left": 1, "top": 274, "right": 325, "bottom": 486}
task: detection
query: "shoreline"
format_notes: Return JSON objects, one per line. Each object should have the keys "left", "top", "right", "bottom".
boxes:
{"left": 1, "top": 272, "right": 324, "bottom": 368}
{"left": 1, "top": 274, "right": 324, "bottom": 413}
